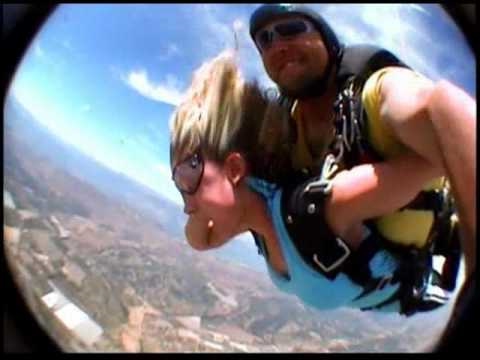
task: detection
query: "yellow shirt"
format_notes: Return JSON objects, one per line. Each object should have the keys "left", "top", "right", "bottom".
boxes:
{"left": 291, "top": 67, "right": 445, "bottom": 248}
{"left": 290, "top": 100, "right": 314, "bottom": 170}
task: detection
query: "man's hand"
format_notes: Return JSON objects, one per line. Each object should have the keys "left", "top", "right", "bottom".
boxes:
{"left": 325, "top": 152, "right": 441, "bottom": 241}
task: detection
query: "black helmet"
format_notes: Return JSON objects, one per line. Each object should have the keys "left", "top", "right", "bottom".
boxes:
{"left": 249, "top": 4, "right": 343, "bottom": 98}
{"left": 250, "top": 4, "right": 342, "bottom": 64}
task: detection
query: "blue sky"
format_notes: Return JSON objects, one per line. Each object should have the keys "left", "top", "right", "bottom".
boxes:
{"left": 8, "top": 4, "right": 476, "bottom": 209}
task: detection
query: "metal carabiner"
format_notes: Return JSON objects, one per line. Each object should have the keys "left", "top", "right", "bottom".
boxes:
{"left": 303, "top": 153, "right": 338, "bottom": 196}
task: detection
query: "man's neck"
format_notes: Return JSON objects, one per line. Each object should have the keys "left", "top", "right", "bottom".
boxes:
{"left": 293, "top": 83, "right": 338, "bottom": 161}
{"left": 297, "top": 84, "right": 336, "bottom": 126}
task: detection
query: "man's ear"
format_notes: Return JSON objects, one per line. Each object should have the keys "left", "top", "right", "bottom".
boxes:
{"left": 224, "top": 152, "right": 247, "bottom": 186}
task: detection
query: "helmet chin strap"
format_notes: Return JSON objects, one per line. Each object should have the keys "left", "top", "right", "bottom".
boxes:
{"left": 280, "top": 57, "right": 335, "bottom": 100}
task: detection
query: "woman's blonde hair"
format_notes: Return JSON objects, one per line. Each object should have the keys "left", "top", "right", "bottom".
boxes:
{"left": 170, "top": 50, "right": 294, "bottom": 182}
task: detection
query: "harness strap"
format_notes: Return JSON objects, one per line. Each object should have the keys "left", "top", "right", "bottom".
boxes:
{"left": 342, "top": 230, "right": 379, "bottom": 286}
{"left": 271, "top": 166, "right": 454, "bottom": 314}
{"left": 402, "top": 189, "right": 447, "bottom": 212}
{"left": 280, "top": 157, "right": 388, "bottom": 288}
{"left": 332, "top": 68, "right": 460, "bottom": 255}
{"left": 272, "top": 47, "right": 458, "bottom": 314}
{"left": 407, "top": 185, "right": 461, "bottom": 292}
{"left": 438, "top": 217, "right": 461, "bottom": 291}
{"left": 359, "top": 248, "right": 431, "bottom": 315}
{"left": 281, "top": 183, "right": 349, "bottom": 280}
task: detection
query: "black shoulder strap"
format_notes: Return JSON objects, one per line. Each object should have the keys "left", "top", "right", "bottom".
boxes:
{"left": 330, "top": 45, "right": 410, "bottom": 168}
{"left": 280, "top": 174, "right": 353, "bottom": 281}
{"left": 337, "top": 44, "right": 409, "bottom": 86}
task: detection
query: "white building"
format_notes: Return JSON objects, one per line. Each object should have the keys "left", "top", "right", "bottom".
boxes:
{"left": 41, "top": 283, "right": 103, "bottom": 347}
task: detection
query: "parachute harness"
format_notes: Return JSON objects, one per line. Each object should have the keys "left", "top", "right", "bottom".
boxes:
{"left": 302, "top": 76, "right": 365, "bottom": 200}
{"left": 288, "top": 75, "right": 459, "bottom": 315}
{"left": 301, "top": 76, "right": 366, "bottom": 191}
{"left": 332, "top": 76, "right": 366, "bottom": 164}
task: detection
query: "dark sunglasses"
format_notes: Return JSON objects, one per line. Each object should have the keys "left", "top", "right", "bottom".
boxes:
{"left": 255, "top": 18, "right": 316, "bottom": 52}
{"left": 172, "top": 150, "right": 204, "bottom": 195}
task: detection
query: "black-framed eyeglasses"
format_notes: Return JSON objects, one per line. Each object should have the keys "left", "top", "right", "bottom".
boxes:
{"left": 255, "top": 18, "right": 316, "bottom": 53}
{"left": 172, "top": 150, "right": 204, "bottom": 195}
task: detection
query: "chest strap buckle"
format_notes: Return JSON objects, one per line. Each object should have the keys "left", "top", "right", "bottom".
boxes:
{"left": 312, "top": 237, "right": 351, "bottom": 273}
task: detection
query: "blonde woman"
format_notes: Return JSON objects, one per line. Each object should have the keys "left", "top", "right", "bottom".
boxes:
{"left": 169, "top": 50, "right": 457, "bottom": 315}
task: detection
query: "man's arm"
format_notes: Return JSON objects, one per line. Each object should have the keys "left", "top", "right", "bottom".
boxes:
{"left": 427, "top": 80, "right": 476, "bottom": 257}
{"left": 379, "top": 68, "right": 476, "bottom": 276}
{"left": 325, "top": 151, "right": 442, "bottom": 241}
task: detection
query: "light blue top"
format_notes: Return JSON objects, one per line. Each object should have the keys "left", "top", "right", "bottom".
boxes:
{"left": 247, "top": 176, "right": 402, "bottom": 312}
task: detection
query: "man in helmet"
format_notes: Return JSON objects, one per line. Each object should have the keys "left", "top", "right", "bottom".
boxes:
{"left": 249, "top": 4, "right": 475, "bottom": 289}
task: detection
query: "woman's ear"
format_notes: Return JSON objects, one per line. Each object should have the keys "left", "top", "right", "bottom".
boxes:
{"left": 224, "top": 152, "right": 247, "bottom": 186}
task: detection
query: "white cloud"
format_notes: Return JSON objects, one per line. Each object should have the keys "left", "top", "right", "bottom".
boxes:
{"left": 184, "top": 5, "right": 259, "bottom": 69}
{"left": 313, "top": 4, "right": 470, "bottom": 82}
{"left": 59, "top": 38, "right": 85, "bottom": 59}
{"left": 195, "top": 4, "right": 234, "bottom": 50}
{"left": 408, "top": 4, "right": 431, "bottom": 16}
{"left": 33, "top": 41, "right": 45, "bottom": 59}
{"left": 158, "top": 43, "right": 181, "bottom": 61}
{"left": 12, "top": 89, "right": 117, "bottom": 176}
{"left": 233, "top": 19, "right": 244, "bottom": 32}
{"left": 184, "top": 5, "right": 271, "bottom": 92}
{"left": 122, "top": 69, "right": 184, "bottom": 106}
{"left": 30, "top": 39, "right": 66, "bottom": 70}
